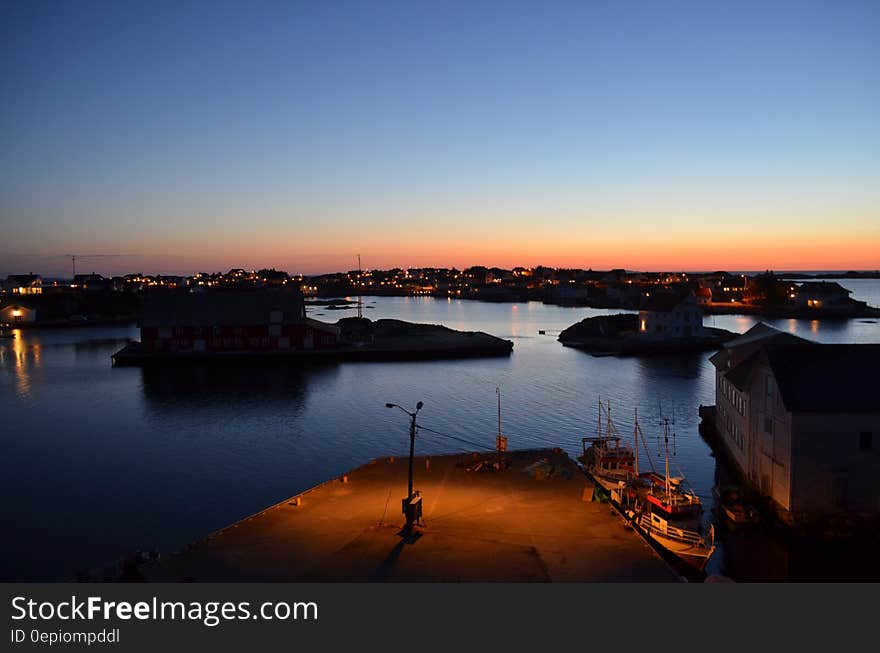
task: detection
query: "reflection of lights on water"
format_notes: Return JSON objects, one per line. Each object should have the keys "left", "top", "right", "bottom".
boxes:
{"left": 810, "top": 320, "right": 819, "bottom": 334}
{"left": 787, "top": 319, "right": 797, "bottom": 334}
{"left": 9, "top": 330, "right": 36, "bottom": 398}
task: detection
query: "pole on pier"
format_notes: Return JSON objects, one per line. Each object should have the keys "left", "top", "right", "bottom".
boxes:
{"left": 386, "top": 400, "right": 424, "bottom": 536}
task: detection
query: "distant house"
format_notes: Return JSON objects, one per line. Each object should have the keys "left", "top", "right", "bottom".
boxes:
{"left": 638, "top": 289, "right": 706, "bottom": 338}
{"left": 710, "top": 324, "right": 880, "bottom": 521}
{"left": 0, "top": 303, "right": 37, "bottom": 324}
{"left": 139, "top": 289, "right": 339, "bottom": 353}
{"left": 694, "top": 285, "right": 712, "bottom": 306}
{"left": 72, "top": 273, "right": 110, "bottom": 291}
{"left": 4, "top": 274, "right": 42, "bottom": 295}
{"left": 793, "top": 281, "right": 852, "bottom": 309}
{"left": 705, "top": 273, "right": 748, "bottom": 302}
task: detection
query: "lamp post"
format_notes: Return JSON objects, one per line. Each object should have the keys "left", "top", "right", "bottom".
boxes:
{"left": 385, "top": 400, "right": 423, "bottom": 535}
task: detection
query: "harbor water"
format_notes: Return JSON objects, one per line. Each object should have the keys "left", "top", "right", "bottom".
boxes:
{"left": 2, "top": 278, "right": 879, "bottom": 581}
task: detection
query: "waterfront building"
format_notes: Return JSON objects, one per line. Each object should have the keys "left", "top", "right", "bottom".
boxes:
{"left": 710, "top": 324, "right": 880, "bottom": 522}
{"left": 637, "top": 289, "right": 706, "bottom": 338}
{"left": 139, "top": 289, "right": 339, "bottom": 353}
{"left": 0, "top": 303, "right": 37, "bottom": 324}
{"left": 793, "top": 281, "right": 852, "bottom": 309}
{"left": 4, "top": 274, "right": 42, "bottom": 295}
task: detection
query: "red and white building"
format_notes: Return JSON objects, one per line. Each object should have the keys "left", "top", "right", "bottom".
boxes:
{"left": 139, "top": 289, "right": 339, "bottom": 353}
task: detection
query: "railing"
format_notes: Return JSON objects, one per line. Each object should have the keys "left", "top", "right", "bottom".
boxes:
{"left": 640, "top": 514, "right": 704, "bottom": 546}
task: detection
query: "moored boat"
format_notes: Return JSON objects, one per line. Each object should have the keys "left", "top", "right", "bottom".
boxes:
{"left": 634, "top": 510, "right": 715, "bottom": 572}
{"left": 578, "top": 400, "right": 636, "bottom": 491}
{"left": 625, "top": 417, "right": 715, "bottom": 572}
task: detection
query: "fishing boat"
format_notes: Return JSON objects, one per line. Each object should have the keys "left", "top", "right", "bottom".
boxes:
{"left": 578, "top": 400, "right": 636, "bottom": 491}
{"left": 625, "top": 418, "right": 715, "bottom": 572}
{"left": 633, "top": 510, "right": 715, "bottom": 572}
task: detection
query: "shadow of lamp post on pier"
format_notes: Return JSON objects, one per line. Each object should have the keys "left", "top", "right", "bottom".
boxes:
{"left": 385, "top": 400, "right": 424, "bottom": 539}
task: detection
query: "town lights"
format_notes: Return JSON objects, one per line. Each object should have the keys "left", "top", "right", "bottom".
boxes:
{"left": 385, "top": 400, "right": 424, "bottom": 536}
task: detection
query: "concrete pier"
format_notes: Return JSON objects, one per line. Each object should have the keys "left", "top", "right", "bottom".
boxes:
{"left": 147, "top": 449, "right": 680, "bottom": 582}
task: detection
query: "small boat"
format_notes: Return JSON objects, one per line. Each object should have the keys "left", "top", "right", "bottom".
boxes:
{"left": 0, "top": 324, "right": 15, "bottom": 339}
{"left": 721, "top": 502, "right": 759, "bottom": 525}
{"left": 715, "top": 487, "right": 760, "bottom": 526}
{"left": 578, "top": 400, "right": 636, "bottom": 491}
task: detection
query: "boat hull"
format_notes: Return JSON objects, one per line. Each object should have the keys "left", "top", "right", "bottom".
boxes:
{"left": 637, "top": 513, "right": 715, "bottom": 572}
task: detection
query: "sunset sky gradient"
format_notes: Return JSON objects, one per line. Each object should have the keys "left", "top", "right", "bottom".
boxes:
{"left": 1, "top": 1, "right": 878, "bottom": 276}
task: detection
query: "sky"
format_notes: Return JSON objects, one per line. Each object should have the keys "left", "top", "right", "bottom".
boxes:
{"left": 1, "top": 0, "right": 879, "bottom": 277}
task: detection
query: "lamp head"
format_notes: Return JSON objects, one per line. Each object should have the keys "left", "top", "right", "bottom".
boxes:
{"left": 385, "top": 403, "right": 395, "bottom": 409}
{"left": 416, "top": 401, "right": 423, "bottom": 411}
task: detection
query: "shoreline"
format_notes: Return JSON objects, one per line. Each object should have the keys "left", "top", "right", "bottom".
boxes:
{"left": 111, "top": 320, "right": 514, "bottom": 366}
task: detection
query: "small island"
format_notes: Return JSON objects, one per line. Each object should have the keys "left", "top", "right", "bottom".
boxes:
{"left": 111, "top": 289, "right": 512, "bottom": 366}
{"left": 558, "top": 289, "right": 740, "bottom": 356}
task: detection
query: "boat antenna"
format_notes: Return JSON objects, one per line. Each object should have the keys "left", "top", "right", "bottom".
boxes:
{"left": 656, "top": 409, "right": 661, "bottom": 456}
{"left": 497, "top": 386, "right": 502, "bottom": 446}
{"left": 606, "top": 399, "right": 612, "bottom": 443}
{"left": 495, "top": 387, "right": 507, "bottom": 468}
{"left": 633, "top": 408, "right": 639, "bottom": 477}
{"left": 664, "top": 418, "right": 671, "bottom": 504}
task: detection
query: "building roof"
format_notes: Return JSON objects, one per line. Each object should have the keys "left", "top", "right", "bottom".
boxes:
{"left": 6, "top": 274, "right": 41, "bottom": 285}
{"left": 797, "top": 281, "right": 850, "bottom": 296}
{"left": 639, "top": 288, "right": 695, "bottom": 312}
{"left": 765, "top": 344, "right": 880, "bottom": 413}
{"left": 724, "top": 351, "right": 759, "bottom": 392}
{"left": 141, "top": 290, "right": 305, "bottom": 328}
{"left": 715, "top": 322, "right": 880, "bottom": 412}
{"left": 709, "top": 323, "right": 808, "bottom": 370}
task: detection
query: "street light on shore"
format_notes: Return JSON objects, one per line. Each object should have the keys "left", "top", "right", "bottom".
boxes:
{"left": 385, "top": 400, "right": 424, "bottom": 535}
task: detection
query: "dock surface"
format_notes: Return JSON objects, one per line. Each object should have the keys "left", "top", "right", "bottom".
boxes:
{"left": 147, "top": 449, "right": 679, "bottom": 582}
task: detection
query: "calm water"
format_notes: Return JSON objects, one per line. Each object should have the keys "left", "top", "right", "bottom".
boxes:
{"left": 2, "top": 282, "right": 879, "bottom": 581}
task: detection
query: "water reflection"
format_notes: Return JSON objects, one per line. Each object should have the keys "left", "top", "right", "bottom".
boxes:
{"left": 1, "top": 294, "right": 879, "bottom": 581}
{"left": 636, "top": 352, "right": 704, "bottom": 381}
{"left": 139, "top": 361, "right": 335, "bottom": 411}
{"left": 0, "top": 329, "right": 38, "bottom": 397}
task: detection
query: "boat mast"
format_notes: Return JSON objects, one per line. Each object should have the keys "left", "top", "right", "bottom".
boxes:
{"left": 633, "top": 408, "right": 639, "bottom": 477}
{"left": 497, "top": 387, "right": 502, "bottom": 442}
{"left": 606, "top": 399, "right": 612, "bottom": 446}
{"left": 664, "top": 418, "right": 671, "bottom": 505}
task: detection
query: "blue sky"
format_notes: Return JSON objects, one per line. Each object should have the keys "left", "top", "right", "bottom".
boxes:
{"left": 1, "top": 0, "right": 878, "bottom": 275}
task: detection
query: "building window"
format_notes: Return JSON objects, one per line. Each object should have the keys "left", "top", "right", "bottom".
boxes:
{"left": 859, "top": 432, "right": 872, "bottom": 451}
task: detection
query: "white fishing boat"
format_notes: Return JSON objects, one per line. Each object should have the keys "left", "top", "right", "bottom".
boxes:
{"left": 626, "top": 418, "right": 715, "bottom": 571}
{"left": 634, "top": 510, "right": 716, "bottom": 571}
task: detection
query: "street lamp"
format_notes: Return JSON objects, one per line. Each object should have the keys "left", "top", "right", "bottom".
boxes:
{"left": 385, "top": 400, "right": 424, "bottom": 535}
